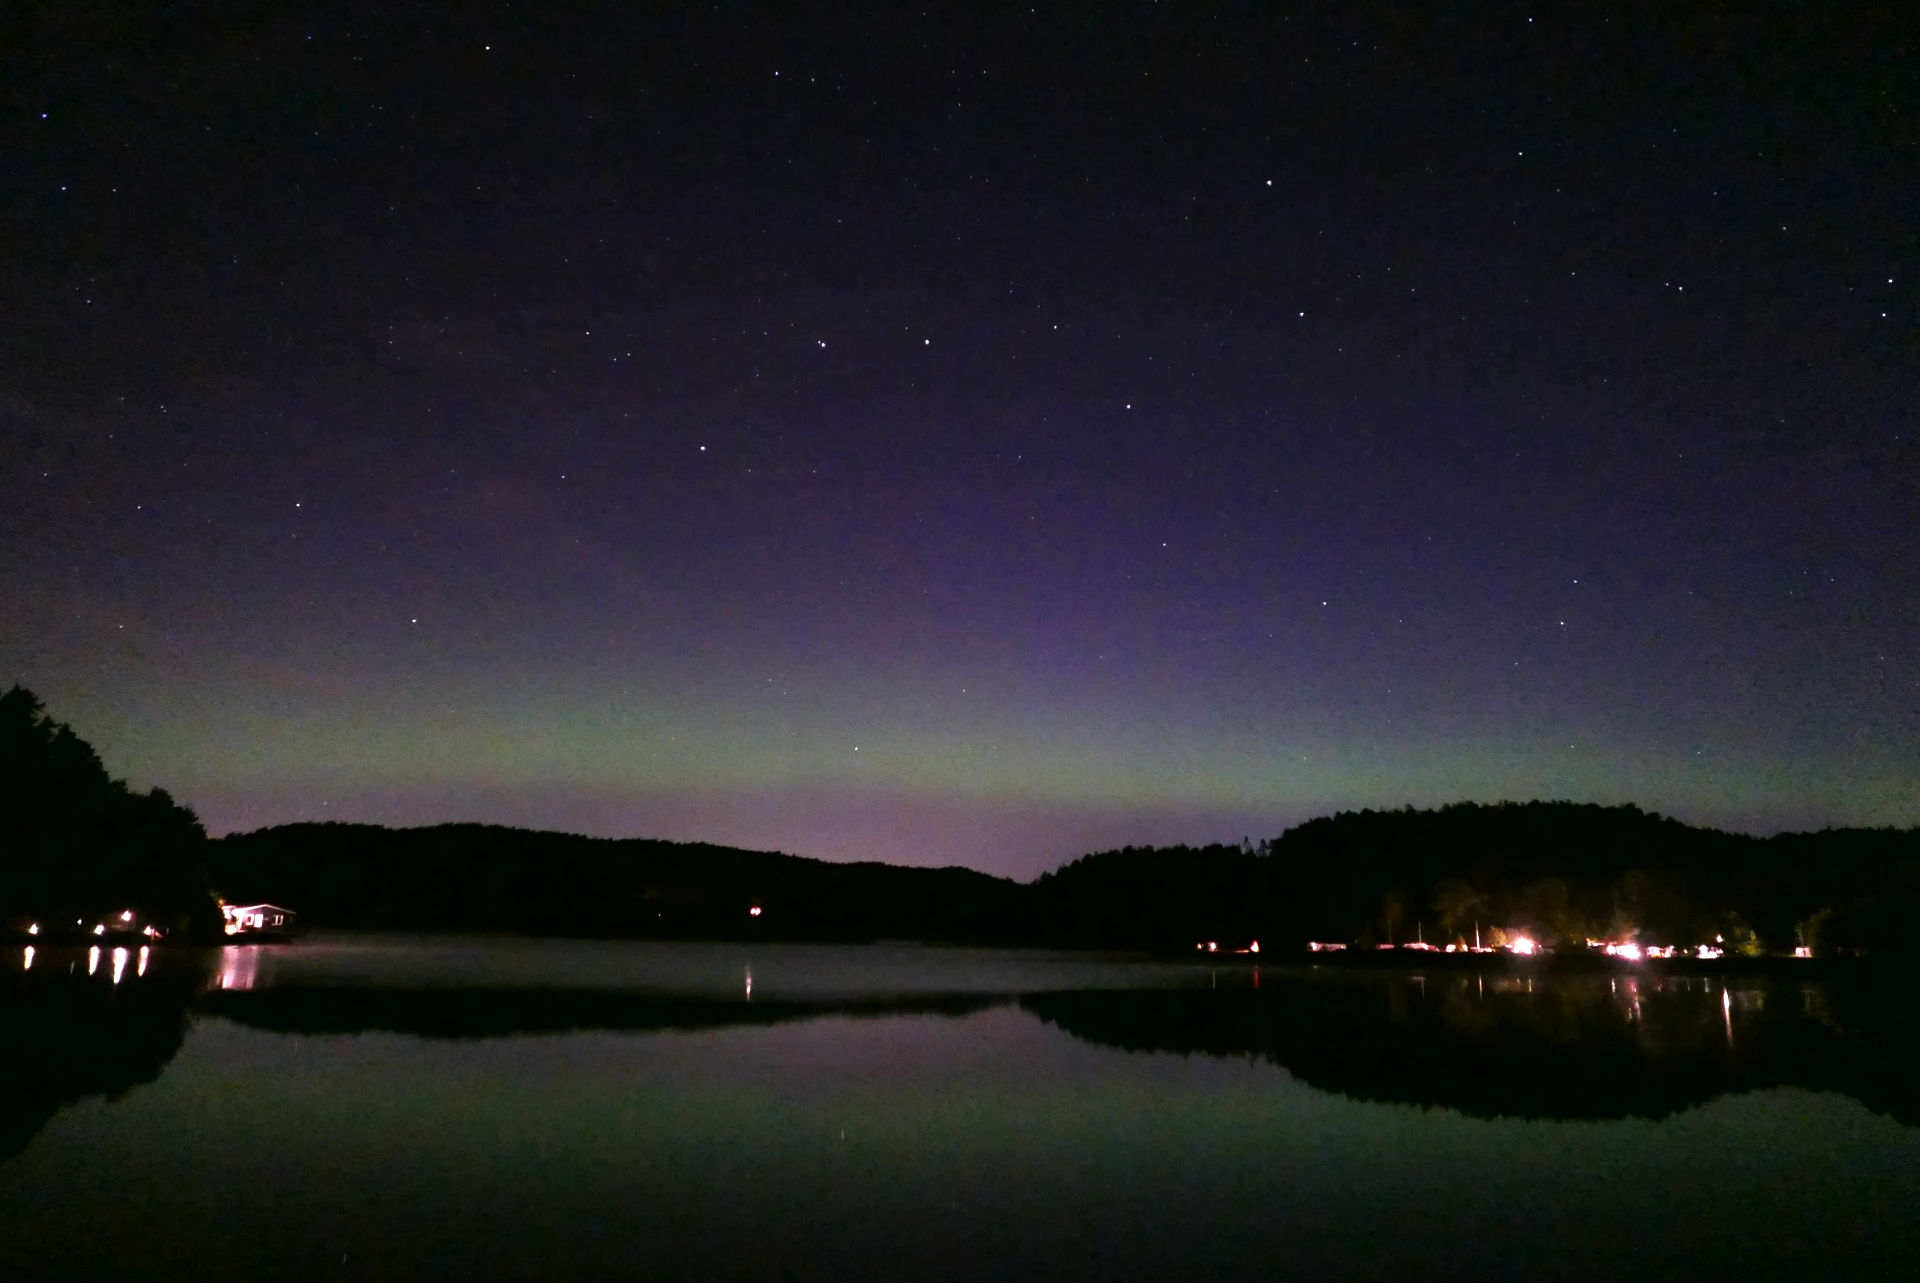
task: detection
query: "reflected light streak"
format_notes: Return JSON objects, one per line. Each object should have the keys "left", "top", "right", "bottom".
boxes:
{"left": 217, "top": 947, "right": 260, "bottom": 991}
{"left": 22, "top": 946, "right": 33, "bottom": 970}
{"left": 137, "top": 944, "right": 150, "bottom": 977}
{"left": 87, "top": 944, "right": 100, "bottom": 975}
{"left": 111, "top": 946, "right": 129, "bottom": 984}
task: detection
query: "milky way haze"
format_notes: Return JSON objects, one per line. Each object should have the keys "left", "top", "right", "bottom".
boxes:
{"left": 3, "top": 3, "right": 1914, "bottom": 877}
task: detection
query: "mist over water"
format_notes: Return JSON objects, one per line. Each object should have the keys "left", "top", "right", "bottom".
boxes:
{"left": 4, "top": 935, "right": 1917, "bottom": 1277}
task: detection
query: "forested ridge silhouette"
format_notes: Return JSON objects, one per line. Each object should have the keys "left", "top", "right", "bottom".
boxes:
{"left": 0, "top": 686, "right": 218, "bottom": 938}
{"left": 4, "top": 686, "right": 1914, "bottom": 953}
{"left": 217, "top": 805, "right": 1917, "bottom": 955}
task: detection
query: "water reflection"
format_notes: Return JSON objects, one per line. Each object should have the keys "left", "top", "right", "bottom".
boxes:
{"left": 215, "top": 944, "right": 268, "bottom": 991}
{"left": 1024, "top": 970, "right": 1920, "bottom": 1123}
{"left": 198, "top": 984, "right": 1004, "bottom": 1038}
{"left": 1, "top": 944, "right": 1915, "bottom": 1167}
{"left": 0, "top": 946, "right": 213, "bottom": 1161}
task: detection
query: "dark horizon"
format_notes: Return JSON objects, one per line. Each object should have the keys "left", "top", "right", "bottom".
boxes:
{"left": 5, "top": 3, "right": 1914, "bottom": 880}
{"left": 214, "top": 797, "right": 1914, "bottom": 877}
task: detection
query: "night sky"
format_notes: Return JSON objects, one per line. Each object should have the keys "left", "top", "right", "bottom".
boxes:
{"left": 4, "top": 3, "right": 1914, "bottom": 877}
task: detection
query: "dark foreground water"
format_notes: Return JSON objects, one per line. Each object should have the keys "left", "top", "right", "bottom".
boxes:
{"left": 3, "top": 936, "right": 1918, "bottom": 1279}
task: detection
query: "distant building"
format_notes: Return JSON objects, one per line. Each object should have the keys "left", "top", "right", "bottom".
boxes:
{"left": 220, "top": 903, "right": 298, "bottom": 937}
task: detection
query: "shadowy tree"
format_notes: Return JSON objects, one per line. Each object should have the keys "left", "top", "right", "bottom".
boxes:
{"left": 0, "top": 686, "right": 218, "bottom": 937}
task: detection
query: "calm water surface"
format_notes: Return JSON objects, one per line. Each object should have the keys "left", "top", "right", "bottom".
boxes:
{"left": 3, "top": 934, "right": 1917, "bottom": 1278}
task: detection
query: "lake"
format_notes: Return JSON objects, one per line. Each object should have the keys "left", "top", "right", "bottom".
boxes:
{"left": 4, "top": 934, "right": 1918, "bottom": 1278}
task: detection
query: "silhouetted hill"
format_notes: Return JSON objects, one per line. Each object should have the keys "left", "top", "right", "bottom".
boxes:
{"left": 208, "top": 821, "right": 1031, "bottom": 943}
{"left": 211, "top": 803, "right": 1918, "bottom": 954}
{"left": 1040, "top": 803, "right": 1918, "bottom": 954}
{"left": 0, "top": 686, "right": 219, "bottom": 938}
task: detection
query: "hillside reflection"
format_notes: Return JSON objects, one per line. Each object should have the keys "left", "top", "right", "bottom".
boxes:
{"left": 1024, "top": 971, "right": 1920, "bottom": 1123}
{"left": 198, "top": 985, "right": 1004, "bottom": 1037}
{"left": 4, "top": 949, "right": 1916, "bottom": 1162}
{"left": 0, "top": 946, "right": 213, "bottom": 1160}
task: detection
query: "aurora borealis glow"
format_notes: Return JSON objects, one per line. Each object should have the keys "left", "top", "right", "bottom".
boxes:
{"left": 3, "top": 4, "right": 1914, "bottom": 877}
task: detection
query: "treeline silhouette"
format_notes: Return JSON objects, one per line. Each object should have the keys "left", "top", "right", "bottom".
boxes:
{"left": 1033, "top": 804, "right": 1919, "bottom": 954}
{"left": 212, "top": 803, "right": 1918, "bottom": 954}
{"left": 5, "top": 685, "right": 1915, "bottom": 953}
{"left": 0, "top": 686, "right": 218, "bottom": 938}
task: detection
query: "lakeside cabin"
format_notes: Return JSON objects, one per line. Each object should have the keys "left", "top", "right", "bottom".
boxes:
{"left": 221, "top": 903, "right": 298, "bottom": 938}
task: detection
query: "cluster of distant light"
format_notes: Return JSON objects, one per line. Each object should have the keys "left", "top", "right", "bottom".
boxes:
{"left": 1588, "top": 938, "right": 1732, "bottom": 961}
{"left": 21, "top": 909, "right": 165, "bottom": 942}
{"left": 1285, "top": 933, "right": 1822, "bottom": 961}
